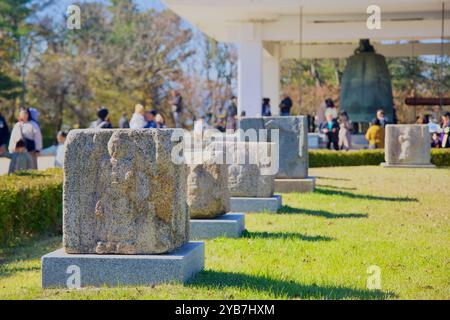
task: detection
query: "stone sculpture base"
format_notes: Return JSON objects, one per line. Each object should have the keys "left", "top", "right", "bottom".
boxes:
{"left": 190, "top": 213, "right": 245, "bottom": 240}
{"left": 230, "top": 195, "right": 282, "bottom": 213}
{"left": 275, "top": 177, "right": 316, "bottom": 193}
{"left": 41, "top": 242, "right": 204, "bottom": 288}
{"left": 380, "top": 163, "right": 436, "bottom": 169}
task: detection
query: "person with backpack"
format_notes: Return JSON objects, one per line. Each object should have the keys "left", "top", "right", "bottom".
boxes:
{"left": 8, "top": 108, "right": 43, "bottom": 169}
{"left": 90, "top": 107, "right": 113, "bottom": 129}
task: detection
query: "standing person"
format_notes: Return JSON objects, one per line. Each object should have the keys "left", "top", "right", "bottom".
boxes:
{"left": 440, "top": 112, "right": 450, "bottom": 148}
{"left": 8, "top": 108, "right": 43, "bottom": 169}
{"left": 118, "top": 112, "right": 130, "bottom": 128}
{"left": 193, "top": 115, "right": 207, "bottom": 140}
{"left": 0, "top": 112, "right": 9, "bottom": 149}
{"left": 365, "top": 118, "right": 385, "bottom": 149}
{"left": 130, "top": 104, "right": 146, "bottom": 129}
{"left": 225, "top": 96, "right": 238, "bottom": 130}
{"left": 144, "top": 110, "right": 157, "bottom": 128}
{"left": 320, "top": 113, "right": 339, "bottom": 150}
{"left": 338, "top": 111, "right": 352, "bottom": 151}
{"left": 90, "top": 107, "right": 113, "bottom": 129}
{"left": 155, "top": 113, "right": 166, "bottom": 128}
{"left": 171, "top": 90, "right": 183, "bottom": 128}
{"left": 431, "top": 132, "right": 441, "bottom": 148}
{"left": 40, "top": 130, "right": 68, "bottom": 168}
{"left": 262, "top": 98, "right": 272, "bottom": 116}
{"left": 324, "top": 98, "right": 338, "bottom": 120}
{"left": 279, "top": 95, "right": 293, "bottom": 116}
{"left": 1, "top": 140, "right": 34, "bottom": 174}
{"left": 376, "top": 109, "right": 389, "bottom": 127}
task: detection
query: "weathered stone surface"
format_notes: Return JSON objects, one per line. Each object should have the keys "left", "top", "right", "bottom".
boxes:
{"left": 239, "top": 116, "right": 308, "bottom": 179}
{"left": 385, "top": 125, "right": 432, "bottom": 165}
{"left": 218, "top": 142, "right": 275, "bottom": 198}
{"left": 186, "top": 152, "right": 230, "bottom": 219}
{"left": 63, "top": 129, "right": 188, "bottom": 255}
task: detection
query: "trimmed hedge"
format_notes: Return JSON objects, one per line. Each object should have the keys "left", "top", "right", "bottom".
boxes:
{"left": 0, "top": 169, "right": 63, "bottom": 247}
{"left": 309, "top": 149, "right": 450, "bottom": 167}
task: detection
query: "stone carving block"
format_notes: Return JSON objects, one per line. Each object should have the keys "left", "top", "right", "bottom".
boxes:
{"left": 214, "top": 141, "right": 275, "bottom": 198}
{"left": 385, "top": 125, "right": 432, "bottom": 165}
{"left": 63, "top": 129, "right": 188, "bottom": 255}
{"left": 239, "top": 116, "right": 308, "bottom": 179}
{"left": 186, "top": 152, "right": 230, "bottom": 219}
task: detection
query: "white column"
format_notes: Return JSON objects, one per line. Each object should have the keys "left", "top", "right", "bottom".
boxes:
{"left": 263, "top": 50, "right": 280, "bottom": 115}
{"left": 237, "top": 24, "right": 263, "bottom": 117}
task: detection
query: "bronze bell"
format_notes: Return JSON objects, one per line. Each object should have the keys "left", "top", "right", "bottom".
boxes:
{"left": 340, "top": 39, "right": 394, "bottom": 123}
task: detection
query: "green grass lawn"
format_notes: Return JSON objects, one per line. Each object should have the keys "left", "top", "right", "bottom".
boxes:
{"left": 0, "top": 166, "right": 449, "bottom": 300}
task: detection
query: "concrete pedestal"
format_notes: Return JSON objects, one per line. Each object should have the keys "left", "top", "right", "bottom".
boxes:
{"left": 230, "top": 195, "right": 282, "bottom": 213}
{"left": 380, "top": 163, "right": 436, "bottom": 169}
{"left": 190, "top": 213, "right": 245, "bottom": 240}
{"left": 275, "top": 177, "right": 316, "bottom": 193}
{"left": 41, "top": 242, "right": 204, "bottom": 288}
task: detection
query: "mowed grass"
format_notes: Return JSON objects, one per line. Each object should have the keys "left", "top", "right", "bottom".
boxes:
{"left": 0, "top": 166, "right": 449, "bottom": 300}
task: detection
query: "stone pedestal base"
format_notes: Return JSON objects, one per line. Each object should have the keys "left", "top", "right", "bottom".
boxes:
{"left": 41, "top": 242, "right": 204, "bottom": 288}
{"left": 275, "top": 177, "right": 316, "bottom": 193}
{"left": 380, "top": 163, "right": 436, "bottom": 169}
{"left": 190, "top": 213, "right": 245, "bottom": 240}
{"left": 230, "top": 195, "right": 282, "bottom": 213}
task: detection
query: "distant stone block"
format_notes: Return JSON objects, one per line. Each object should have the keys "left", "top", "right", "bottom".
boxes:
{"left": 230, "top": 195, "right": 282, "bottom": 213}
{"left": 41, "top": 242, "right": 204, "bottom": 288}
{"left": 186, "top": 153, "right": 230, "bottom": 219}
{"left": 213, "top": 141, "right": 276, "bottom": 198}
{"left": 190, "top": 213, "right": 245, "bottom": 240}
{"left": 239, "top": 116, "right": 308, "bottom": 179}
{"left": 275, "top": 177, "right": 316, "bottom": 193}
{"left": 63, "top": 129, "right": 188, "bottom": 255}
{"left": 384, "top": 125, "right": 434, "bottom": 168}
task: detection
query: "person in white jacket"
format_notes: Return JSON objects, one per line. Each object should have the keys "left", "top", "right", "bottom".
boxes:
{"left": 8, "top": 108, "right": 43, "bottom": 169}
{"left": 129, "top": 104, "right": 147, "bottom": 129}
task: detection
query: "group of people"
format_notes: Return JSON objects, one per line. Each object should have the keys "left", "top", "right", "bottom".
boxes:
{"left": 318, "top": 99, "right": 354, "bottom": 151}
{"left": 0, "top": 108, "right": 46, "bottom": 174}
{"left": 417, "top": 112, "right": 450, "bottom": 149}
{"left": 318, "top": 99, "right": 392, "bottom": 151}
{"left": 261, "top": 95, "right": 294, "bottom": 117}
{"left": 1, "top": 97, "right": 449, "bottom": 174}
{"left": 122, "top": 104, "right": 167, "bottom": 130}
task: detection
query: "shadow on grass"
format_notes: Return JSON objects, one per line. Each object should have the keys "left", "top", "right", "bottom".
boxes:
{"left": 316, "top": 184, "right": 357, "bottom": 191}
{"left": 243, "top": 231, "right": 334, "bottom": 242}
{"left": 189, "top": 270, "right": 396, "bottom": 299}
{"left": 0, "top": 236, "right": 61, "bottom": 279}
{"left": 315, "top": 176, "right": 351, "bottom": 182}
{"left": 278, "top": 205, "right": 368, "bottom": 219}
{"left": 12, "top": 171, "right": 49, "bottom": 177}
{"left": 315, "top": 187, "right": 418, "bottom": 202}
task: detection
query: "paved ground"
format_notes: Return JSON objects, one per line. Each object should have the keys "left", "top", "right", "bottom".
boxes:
{"left": 0, "top": 156, "right": 55, "bottom": 175}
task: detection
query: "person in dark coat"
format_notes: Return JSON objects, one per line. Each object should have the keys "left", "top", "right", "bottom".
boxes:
{"left": 0, "top": 113, "right": 9, "bottom": 148}
{"left": 320, "top": 113, "right": 340, "bottom": 150}
{"left": 262, "top": 98, "right": 272, "bottom": 116}
{"left": 279, "top": 95, "right": 293, "bottom": 116}
{"left": 171, "top": 90, "right": 183, "bottom": 128}
{"left": 226, "top": 96, "right": 238, "bottom": 130}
